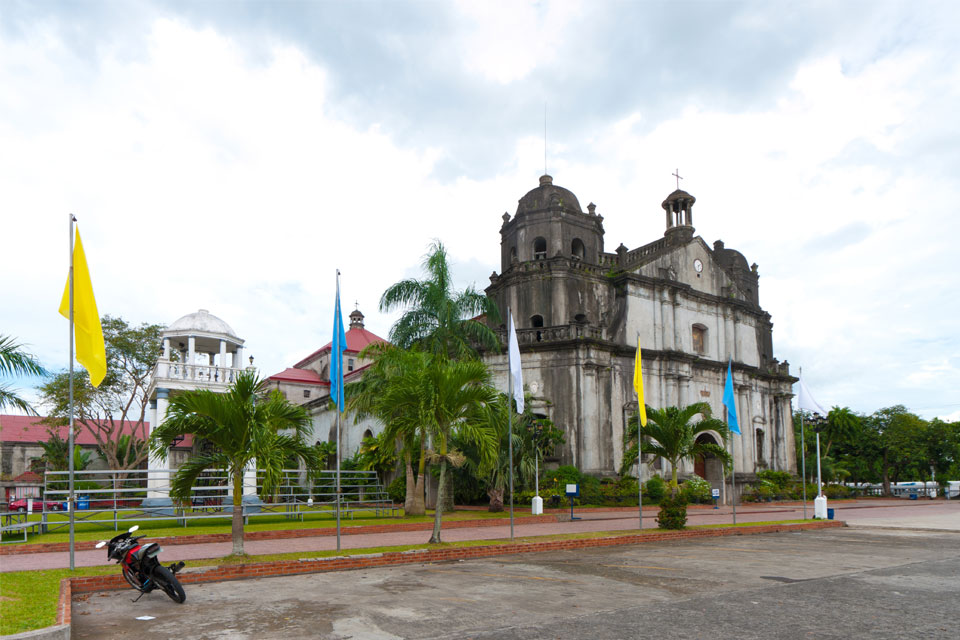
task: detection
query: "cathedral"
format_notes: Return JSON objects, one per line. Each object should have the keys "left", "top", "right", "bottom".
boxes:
{"left": 482, "top": 175, "right": 797, "bottom": 488}
{"left": 267, "top": 175, "right": 798, "bottom": 492}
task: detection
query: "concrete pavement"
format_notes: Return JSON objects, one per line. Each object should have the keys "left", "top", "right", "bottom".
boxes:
{"left": 71, "top": 525, "right": 960, "bottom": 639}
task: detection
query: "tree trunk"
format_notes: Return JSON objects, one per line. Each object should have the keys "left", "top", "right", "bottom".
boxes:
{"left": 405, "top": 444, "right": 427, "bottom": 516}
{"left": 403, "top": 452, "right": 416, "bottom": 512}
{"left": 487, "top": 487, "right": 504, "bottom": 512}
{"left": 429, "top": 458, "right": 447, "bottom": 544}
{"left": 670, "top": 459, "right": 680, "bottom": 497}
{"left": 881, "top": 451, "right": 891, "bottom": 496}
{"left": 232, "top": 468, "right": 245, "bottom": 555}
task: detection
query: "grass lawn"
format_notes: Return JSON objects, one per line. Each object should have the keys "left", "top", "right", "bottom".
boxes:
{"left": 7, "top": 507, "right": 539, "bottom": 545}
{"left": 0, "top": 518, "right": 813, "bottom": 635}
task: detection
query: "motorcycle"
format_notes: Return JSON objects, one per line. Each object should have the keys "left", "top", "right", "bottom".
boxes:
{"left": 95, "top": 525, "right": 187, "bottom": 603}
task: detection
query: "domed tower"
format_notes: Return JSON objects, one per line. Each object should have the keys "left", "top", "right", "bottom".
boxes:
{"left": 146, "top": 309, "right": 252, "bottom": 497}
{"left": 488, "top": 175, "right": 608, "bottom": 332}
{"left": 499, "top": 174, "right": 605, "bottom": 272}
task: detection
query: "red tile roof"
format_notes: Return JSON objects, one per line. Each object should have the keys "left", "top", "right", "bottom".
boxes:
{"left": 266, "top": 368, "right": 327, "bottom": 385}
{"left": 293, "top": 327, "right": 387, "bottom": 368}
{"left": 13, "top": 471, "right": 43, "bottom": 484}
{"left": 1, "top": 415, "right": 151, "bottom": 446}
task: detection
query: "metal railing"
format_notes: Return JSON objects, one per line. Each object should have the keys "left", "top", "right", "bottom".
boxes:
{"left": 36, "top": 468, "right": 398, "bottom": 533}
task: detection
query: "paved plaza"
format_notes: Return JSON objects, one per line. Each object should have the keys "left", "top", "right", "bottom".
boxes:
{"left": 72, "top": 525, "right": 959, "bottom": 639}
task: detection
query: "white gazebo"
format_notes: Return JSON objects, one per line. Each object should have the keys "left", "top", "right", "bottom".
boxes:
{"left": 146, "top": 309, "right": 253, "bottom": 497}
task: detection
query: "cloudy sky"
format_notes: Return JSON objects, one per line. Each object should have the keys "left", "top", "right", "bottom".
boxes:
{"left": 2, "top": 0, "right": 958, "bottom": 421}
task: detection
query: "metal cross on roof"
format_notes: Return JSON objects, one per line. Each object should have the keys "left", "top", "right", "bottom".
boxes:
{"left": 672, "top": 169, "right": 683, "bottom": 191}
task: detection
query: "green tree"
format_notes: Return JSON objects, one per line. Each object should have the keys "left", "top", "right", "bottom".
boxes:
{"left": 865, "top": 405, "right": 927, "bottom": 495}
{"left": 39, "top": 431, "right": 92, "bottom": 472}
{"left": 823, "top": 406, "right": 860, "bottom": 458}
{"left": 149, "top": 371, "right": 314, "bottom": 556}
{"left": 354, "top": 429, "right": 400, "bottom": 487}
{"left": 0, "top": 334, "right": 47, "bottom": 414}
{"left": 623, "top": 402, "right": 731, "bottom": 496}
{"left": 379, "top": 240, "right": 501, "bottom": 360}
{"left": 38, "top": 316, "right": 162, "bottom": 472}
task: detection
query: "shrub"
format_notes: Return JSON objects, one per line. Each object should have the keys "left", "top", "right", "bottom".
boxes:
{"left": 644, "top": 475, "right": 666, "bottom": 503}
{"left": 387, "top": 476, "right": 405, "bottom": 504}
{"left": 656, "top": 493, "right": 688, "bottom": 529}
{"left": 756, "top": 470, "right": 792, "bottom": 491}
{"left": 680, "top": 475, "right": 712, "bottom": 504}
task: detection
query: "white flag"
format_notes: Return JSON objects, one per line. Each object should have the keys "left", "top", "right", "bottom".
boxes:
{"left": 797, "top": 377, "right": 826, "bottom": 415}
{"left": 508, "top": 311, "right": 524, "bottom": 414}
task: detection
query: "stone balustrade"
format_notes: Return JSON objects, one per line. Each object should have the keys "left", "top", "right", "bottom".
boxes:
{"left": 499, "top": 322, "right": 604, "bottom": 346}
{"left": 152, "top": 360, "right": 244, "bottom": 387}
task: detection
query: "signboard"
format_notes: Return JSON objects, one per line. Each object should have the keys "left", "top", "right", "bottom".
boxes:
{"left": 711, "top": 488, "right": 720, "bottom": 499}
{"left": 565, "top": 484, "right": 579, "bottom": 497}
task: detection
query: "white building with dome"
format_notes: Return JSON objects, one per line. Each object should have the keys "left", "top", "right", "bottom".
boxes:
{"left": 146, "top": 309, "right": 253, "bottom": 495}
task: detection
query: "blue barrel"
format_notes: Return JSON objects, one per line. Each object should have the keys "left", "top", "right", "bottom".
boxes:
{"left": 77, "top": 496, "right": 90, "bottom": 510}
{"left": 827, "top": 508, "right": 835, "bottom": 520}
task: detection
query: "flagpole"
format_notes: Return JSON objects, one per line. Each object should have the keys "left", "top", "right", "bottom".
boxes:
{"left": 731, "top": 433, "right": 737, "bottom": 525}
{"left": 636, "top": 334, "right": 643, "bottom": 531}
{"left": 335, "top": 271, "right": 342, "bottom": 552}
{"left": 68, "top": 214, "right": 76, "bottom": 570}
{"left": 799, "top": 367, "right": 807, "bottom": 520}
{"left": 507, "top": 308, "right": 515, "bottom": 541}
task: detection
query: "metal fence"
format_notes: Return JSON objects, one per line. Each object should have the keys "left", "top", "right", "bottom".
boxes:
{"left": 35, "top": 467, "right": 398, "bottom": 533}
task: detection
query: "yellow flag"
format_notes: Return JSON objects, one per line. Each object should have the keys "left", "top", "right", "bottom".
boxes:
{"left": 633, "top": 335, "right": 647, "bottom": 426}
{"left": 59, "top": 228, "right": 106, "bottom": 387}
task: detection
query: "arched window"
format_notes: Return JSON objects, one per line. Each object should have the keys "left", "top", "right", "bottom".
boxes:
{"left": 533, "top": 237, "right": 547, "bottom": 260}
{"left": 692, "top": 324, "right": 707, "bottom": 355}
{"left": 362, "top": 429, "right": 374, "bottom": 442}
{"left": 574, "top": 313, "right": 587, "bottom": 324}
{"left": 531, "top": 315, "right": 544, "bottom": 342}
{"left": 571, "top": 238, "right": 585, "bottom": 260}
{"left": 510, "top": 246, "right": 518, "bottom": 262}
{"left": 756, "top": 429, "right": 765, "bottom": 464}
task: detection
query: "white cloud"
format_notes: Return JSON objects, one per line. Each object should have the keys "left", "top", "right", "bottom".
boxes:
{"left": 1, "top": 3, "right": 958, "bottom": 424}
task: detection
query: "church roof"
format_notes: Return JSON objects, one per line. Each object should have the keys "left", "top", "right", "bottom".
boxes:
{"left": 516, "top": 175, "right": 583, "bottom": 216}
{"left": 0, "top": 415, "right": 150, "bottom": 445}
{"left": 293, "top": 326, "right": 387, "bottom": 368}
{"left": 166, "top": 309, "right": 239, "bottom": 339}
{"left": 267, "top": 367, "right": 326, "bottom": 385}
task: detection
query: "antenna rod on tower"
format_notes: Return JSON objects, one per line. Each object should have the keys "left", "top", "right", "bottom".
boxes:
{"left": 544, "top": 103, "right": 547, "bottom": 176}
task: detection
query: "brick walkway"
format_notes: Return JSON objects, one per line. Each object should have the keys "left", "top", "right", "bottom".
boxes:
{"left": 2, "top": 498, "right": 955, "bottom": 573}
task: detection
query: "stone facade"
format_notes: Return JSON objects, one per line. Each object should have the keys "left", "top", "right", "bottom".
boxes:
{"left": 484, "top": 176, "right": 797, "bottom": 489}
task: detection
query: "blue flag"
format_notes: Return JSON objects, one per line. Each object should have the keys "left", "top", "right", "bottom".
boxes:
{"left": 330, "top": 283, "right": 346, "bottom": 412}
{"left": 723, "top": 358, "right": 740, "bottom": 435}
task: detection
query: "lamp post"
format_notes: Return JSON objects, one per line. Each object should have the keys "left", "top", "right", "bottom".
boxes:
{"left": 808, "top": 412, "right": 828, "bottom": 518}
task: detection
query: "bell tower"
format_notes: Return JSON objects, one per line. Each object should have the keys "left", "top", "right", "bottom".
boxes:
{"left": 662, "top": 189, "right": 696, "bottom": 245}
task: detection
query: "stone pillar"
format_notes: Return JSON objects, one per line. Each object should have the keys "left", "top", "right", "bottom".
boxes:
{"left": 219, "top": 340, "right": 227, "bottom": 368}
{"left": 188, "top": 336, "right": 196, "bottom": 369}
{"left": 661, "top": 292, "right": 674, "bottom": 350}
{"left": 162, "top": 338, "right": 170, "bottom": 360}
{"left": 235, "top": 346, "right": 243, "bottom": 369}
{"left": 679, "top": 375, "right": 691, "bottom": 408}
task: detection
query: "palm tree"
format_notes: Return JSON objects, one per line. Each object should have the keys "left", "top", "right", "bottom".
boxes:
{"left": 380, "top": 240, "right": 501, "bottom": 360}
{"left": 149, "top": 371, "right": 314, "bottom": 556}
{"left": 0, "top": 334, "right": 47, "bottom": 413}
{"left": 375, "top": 353, "right": 498, "bottom": 542}
{"left": 348, "top": 343, "right": 433, "bottom": 515}
{"left": 622, "top": 402, "right": 731, "bottom": 496}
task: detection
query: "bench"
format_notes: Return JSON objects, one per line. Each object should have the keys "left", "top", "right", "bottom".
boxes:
{"left": 0, "top": 520, "right": 41, "bottom": 544}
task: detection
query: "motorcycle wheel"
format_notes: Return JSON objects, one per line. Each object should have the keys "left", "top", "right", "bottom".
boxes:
{"left": 152, "top": 565, "right": 186, "bottom": 604}
{"left": 122, "top": 565, "right": 143, "bottom": 590}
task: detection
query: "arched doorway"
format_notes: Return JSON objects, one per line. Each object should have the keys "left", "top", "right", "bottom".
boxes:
{"left": 694, "top": 433, "right": 723, "bottom": 486}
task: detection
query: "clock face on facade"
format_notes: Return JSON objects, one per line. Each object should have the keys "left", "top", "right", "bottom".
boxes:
{"left": 694, "top": 259, "right": 703, "bottom": 273}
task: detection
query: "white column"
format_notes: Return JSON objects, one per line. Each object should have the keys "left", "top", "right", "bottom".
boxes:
{"left": 147, "top": 391, "right": 170, "bottom": 499}
{"left": 188, "top": 336, "right": 196, "bottom": 373}
{"left": 219, "top": 339, "right": 227, "bottom": 367}
{"left": 235, "top": 346, "right": 243, "bottom": 369}
{"left": 163, "top": 338, "right": 170, "bottom": 360}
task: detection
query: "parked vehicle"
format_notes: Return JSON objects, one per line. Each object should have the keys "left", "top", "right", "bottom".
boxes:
{"left": 95, "top": 525, "right": 186, "bottom": 603}
{"left": 7, "top": 498, "right": 62, "bottom": 512}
